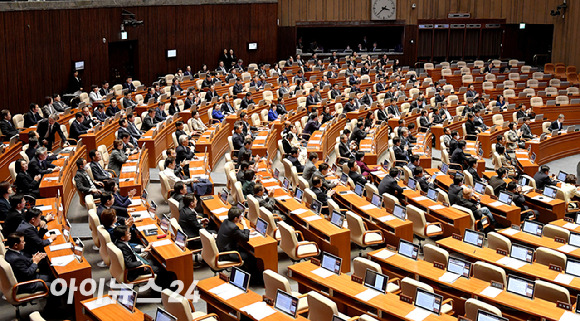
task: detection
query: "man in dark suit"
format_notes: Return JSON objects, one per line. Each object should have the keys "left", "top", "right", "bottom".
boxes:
{"left": 0, "top": 181, "right": 11, "bottom": 222}
{"left": 521, "top": 117, "right": 534, "bottom": 140}
{"left": 489, "top": 167, "right": 508, "bottom": 196}
{"left": 551, "top": 114, "right": 565, "bottom": 131}
{"left": 122, "top": 77, "right": 136, "bottom": 93}
{"left": 28, "top": 147, "right": 59, "bottom": 177}
{"left": 287, "top": 148, "right": 304, "bottom": 173}
{"left": 4, "top": 232, "right": 52, "bottom": 293}
{"left": 231, "top": 124, "right": 245, "bottom": 157}
{"left": 343, "top": 98, "right": 357, "bottom": 113}
{"left": 36, "top": 115, "right": 66, "bottom": 148}
{"left": 170, "top": 79, "right": 184, "bottom": 96}
{"left": 347, "top": 159, "right": 367, "bottom": 186}
{"left": 338, "top": 134, "right": 354, "bottom": 164}
{"left": 302, "top": 113, "right": 321, "bottom": 140}
{"left": 178, "top": 194, "right": 208, "bottom": 249}
{"left": 16, "top": 209, "right": 57, "bottom": 255}
{"left": 330, "top": 83, "right": 342, "bottom": 100}
{"left": 392, "top": 137, "right": 409, "bottom": 163}
{"left": 378, "top": 168, "right": 403, "bottom": 197}
{"left": 467, "top": 158, "right": 483, "bottom": 183}
{"left": 350, "top": 121, "right": 367, "bottom": 146}
{"left": 106, "top": 98, "right": 121, "bottom": 117}
{"left": 74, "top": 158, "right": 103, "bottom": 197}
{"left": 387, "top": 99, "right": 401, "bottom": 117}
{"left": 0, "top": 109, "right": 18, "bottom": 139}
{"left": 176, "top": 136, "right": 195, "bottom": 164}
{"left": 451, "top": 140, "right": 471, "bottom": 170}
{"left": 306, "top": 89, "right": 320, "bottom": 109}
{"left": 93, "top": 104, "right": 107, "bottom": 122}
{"left": 302, "top": 153, "right": 318, "bottom": 181}
{"left": 464, "top": 113, "right": 479, "bottom": 137}
{"left": 140, "top": 108, "right": 158, "bottom": 132}
{"left": 88, "top": 149, "right": 113, "bottom": 183}
{"left": 448, "top": 174, "right": 464, "bottom": 205}
{"left": 97, "top": 192, "right": 128, "bottom": 219}
{"left": 70, "top": 112, "right": 89, "bottom": 141}
{"left": 144, "top": 87, "right": 160, "bottom": 103}
{"left": 221, "top": 94, "right": 235, "bottom": 115}
{"left": 5, "top": 195, "right": 26, "bottom": 235}
{"left": 232, "top": 78, "right": 245, "bottom": 96}
{"left": 534, "top": 165, "right": 557, "bottom": 190}
{"left": 414, "top": 166, "right": 435, "bottom": 192}
{"left": 240, "top": 92, "right": 255, "bottom": 110}
{"left": 216, "top": 208, "right": 261, "bottom": 284}
{"left": 456, "top": 187, "right": 496, "bottom": 229}
{"left": 24, "top": 104, "right": 43, "bottom": 128}
{"left": 81, "top": 106, "right": 97, "bottom": 129}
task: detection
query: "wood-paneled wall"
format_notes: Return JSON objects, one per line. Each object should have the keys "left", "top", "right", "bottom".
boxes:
{"left": 0, "top": 3, "right": 277, "bottom": 114}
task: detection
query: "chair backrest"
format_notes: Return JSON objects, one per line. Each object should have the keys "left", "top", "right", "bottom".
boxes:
{"left": 8, "top": 161, "right": 16, "bottom": 181}
{"left": 278, "top": 221, "right": 298, "bottom": 259}
{"left": 346, "top": 211, "right": 366, "bottom": 245}
{"left": 352, "top": 257, "right": 381, "bottom": 279}
{"left": 106, "top": 243, "right": 126, "bottom": 282}
{"left": 535, "top": 279, "right": 570, "bottom": 304}
{"left": 263, "top": 269, "right": 293, "bottom": 301}
{"left": 535, "top": 247, "right": 566, "bottom": 269}
{"left": 423, "top": 244, "right": 449, "bottom": 266}
{"left": 259, "top": 207, "right": 278, "bottom": 238}
{"left": 382, "top": 193, "right": 400, "bottom": 212}
{"left": 543, "top": 224, "right": 570, "bottom": 242}
{"left": 88, "top": 209, "right": 100, "bottom": 248}
{"left": 161, "top": 289, "right": 195, "bottom": 321}
{"left": 168, "top": 198, "right": 180, "bottom": 222}
{"left": 159, "top": 172, "right": 171, "bottom": 200}
{"left": 542, "top": 121, "right": 552, "bottom": 134}
{"left": 97, "top": 226, "right": 112, "bottom": 266}
{"left": 298, "top": 177, "right": 310, "bottom": 190}
{"left": 401, "top": 277, "right": 434, "bottom": 299}
{"left": 487, "top": 232, "right": 511, "bottom": 253}
{"left": 492, "top": 114, "right": 504, "bottom": 126}
{"left": 0, "top": 256, "right": 18, "bottom": 304}
{"left": 233, "top": 181, "right": 245, "bottom": 204}
{"left": 473, "top": 261, "right": 506, "bottom": 285}
{"left": 246, "top": 195, "right": 260, "bottom": 226}
{"left": 465, "top": 298, "right": 502, "bottom": 321}
{"left": 365, "top": 183, "right": 379, "bottom": 201}
{"left": 29, "top": 312, "right": 47, "bottom": 321}
{"left": 406, "top": 205, "right": 427, "bottom": 237}
{"left": 200, "top": 229, "right": 220, "bottom": 270}
{"left": 307, "top": 291, "right": 339, "bottom": 321}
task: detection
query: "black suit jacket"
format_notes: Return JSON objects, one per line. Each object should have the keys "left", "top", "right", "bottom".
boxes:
{"left": 216, "top": 219, "right": 249, "bottom": 253}
{"left": 15, "top": 172, "right": 39, "bottom": 195}
{"left": 140, "top": 116, "right": 156, "bottom": 132}
{"left": 533, "top": 172, "right": 556, "bottom": 190}
{"left": 288, "top": 155, "right": 304, "bottom": 172}
{"left": 489, "top": 176, "right": 507, "bottom": 196}
{"left": 221, "top": 102, "right": 235, "bottom": 115}
{"left": 393, "top": 145, "right": 408, "bottom": 162}
{"left": 28, "top": 157, "right": 55, "bottom": 177}
{"left": 448, "top": 184, "right": 463, "bottom": 205}
{"left": 232, "top": 133, "right": 244, "bottom": 151}
{"left": 176, "top": 145, "right": 195, "bottom": 164}
{"left": 16, "top": 221, "right": 49, "bottom": 254}
{"left": 70, "top": 120, "right": 89, "bottom": 141}
{"left": 24, "top": 112, "right": 42, "bottom": 127}
{"left": 4, "top": 250, "right": 39, "bottom": 282}
{"left": 550, "top": 120, "right": 563, "bottom": 131}
{"left": 465, "top": 120, "right": 478, "bottom": 136}
{"left": 122, "top": 82, "right": 136, "bottom": 93}
{"left": 468, "top": 167, "right": 482, "bottom": 183}
{"left": 74, "top": 170, "right": 95, "bottom": 195}
{"left": 178, "top": 207, "right": 203, "bottom": 238}
{"left": 349, "top": 171, "right": 367, "bottom": 186}
{"left": 0, "top": 119, "right": 18, "bottom": 139}
{"left": 378, "top": 175, "right": 403, "bottom": 197}
{"left": 377, "top": 109, "right": 388, "bottom": 121}
{"left": 114, "top": 240, "right": 142, "bottom": 269}
{"left": 0, "top": 197, "right": 9, "bottom": 221}
{"left": 90, "top": 161, "right": 111, "bottom": 182}
{"left": 5, "top": 209, "right": 24, "bottom": 235}
{"left": 106, "top": 105, "right": 121, "bottom": 117}
{"left": 37, "top": 119, "right": 65, "bottom": 146}
{"left": 338, "top": 142, "right": 353, "bottom": 164}
{"left": 451, "top": 148, "right": 469, "bottom": 169}
{"left": 350, "top": 127, "right": 367, "bottom": 145}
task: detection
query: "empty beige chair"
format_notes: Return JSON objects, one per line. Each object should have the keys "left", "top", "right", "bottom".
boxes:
{"left": 365, "top": 183, "right": 379, "bottom": 201}
{"left": 107, "top": 243, "right": 154, "bottom": 284}
{"left": 503, "top": 89, "right": 516, "bottom": 98}
{"left": 246, "top": 195, "right": 260, "bottom": 226}
{"left": 464, "top": 298, "right": 502, "bottom": 321}
{"left": 556, "top": 95, "right": 570, "bottom": 105}
{"left": 401, "top": 277, "right": 453, "bottom": 314}
{"left": 0, "top": 256, "right": 50, "bottom": 319}
{"left": 87, "top": 209, "right": 100, "bottom": 250}
{"left": 263, "top": 270, "right": 308, "bottom": 312}
{"left": 298, "top": 177, "right": 309, "bottom": 191}
{"left": 535, "top": 280, "right": 570, "bottom": 304}
{"left": 96, "top": 226, "right": 112, "bottom": 267}
{"left": 543, "top": 224, "right": 570, "bottom": 242}
{"left": 441, "top": 69, "right": 452, "bottom": 77}
{"left": 473, "top": 261, "right": 506, "bottom": 286}
{"left": 352, "top": 257, "right": 400, "bottom": 293}
{"left": 482, "top": 81, "right": 494, "bottom": 91}
{"left": 200, "top": 229, "right": 243, "bottom": 272}
{"left": 307, "top": 291, "right": 349, "bottom": 321}
{"left": 530, "top": 97, "right": 544, "bottom": 108}
{"left": 527, "top": 79, "right": 539, "bottom": 88}
{"left": 542, "top": 121, "right": 552, "bottom": 134}
{"left": 423, "top": 244, "right": 449, "bottom": 266}
{"left": 492, "top": 114, "right": 504, "bottom": 126}
{"left": 159, "top": 172, "right": 172, "bottom": 201}
{"left": 346, "top": 211, "right": 384, "bottom": 251}
{"left": 535, "top": 247, "right": 566, "bottom": 268}
{"left": 279, "top": 221, "right": 320, "bottom": 262}
{"left": 161, "top": 289, "right": 217, "bottom": 321}
{"left": 259, "top": 207, "right": 281, "bottom": 240}
{"left": 487, "top": 232, "right": 511, "bottom": 253}
{"left": 406, "top": 205, "right": 443, "bottom": 241}
{"left": 85, "top": 195, "right": 96, "bottom": 212}
{"left": 382, "top": 193, "right": 401, "bottom": 213}
{"left": 168, "top": 198, "right": 180, "bottom": 222}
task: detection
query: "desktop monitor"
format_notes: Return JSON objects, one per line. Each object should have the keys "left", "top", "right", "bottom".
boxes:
{"left": 463, "top": 229, "right": 484, "bottom": 248}
{"left": 229, "top": 267, "right": 250, "bottom": 292}
{"left": 408, "top": 178, "right": 417, "bottom": 190}
{"left": 569, "top": 231, "right": 580, "bottom": 247}
{"left": 506, "top": 274, "right": 535, "bottom": 299}
{"left": 427, "top": 188, "right": 439, "bottom": 202}
{"left": 364, "top": 268, "right": 389, "bottom": 294}
{"left": 474, "top": 182, "right": 486, "bottom": 195}
{"left": 330, "top": 211, "right": 345, "bottom": 228}
{"left": 522, "top": 220, "right": 543, "bottom": 236}
{"left": 497, "top": 191, "right": 513, "bottom": 205}
{"left": 74, "top": 61, "right": 85, "bottom": 71}
{"left": 558, "top": 171, "right": 567, "bottom": 182}
{"left": 566, "top": 258, "right": 580, "bottom": 277}
{"left": 543, "top": 186, "right": 557, "bottom": 199}
{"left": 354, "top": 184, "right": 364, "bottom": 197}
{"left": 447, "top": 257, "right": 471, "bottom": 278}
{"left": 255, "top": 218, "right": 268, "bottom": 237}
{"left": 510, "top": 243, "right": 534, "bottom": 263}
{"left": 274, "top": 290, "right": 298, "bottom": 318}
{"left": 476, "top": 310, "right": 509, "bottom": 321}
{"left": 320, "top": 252, "right": 342, "bottom": 275}
{"left": 414, "top": 288, "right": 443, "bottom": 315}
{"left": 155, "top": 308, "right": 177, "bottom": 321}
{"left": 393, "top": 204, "right": 407, "bottom": 220}
{"left": 398, "top": 239, "right": 419, "bottom": 260}
{"left": 117, "top": 286, "right": 137, "bottom": 313}
{"left": 311, "top": 199, "right": 323, "bottom": 215}
{"left": 340, "top": 173, "right": 348, "bottom": 185}
{"left": 294, "top": 188, "right": 304, "bottom": 202}
{"left": 174, "top": 230, "right": 187, "bottom": 251}
{"left": 371, "top": 193, "right": 382, "bottom": 208}
{"left": 167, "top": 49, "right": 177, "bottom": 58}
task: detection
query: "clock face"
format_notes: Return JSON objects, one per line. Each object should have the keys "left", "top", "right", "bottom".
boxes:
{"left": 371, "top": 0, "right": 396, "bottom": 20}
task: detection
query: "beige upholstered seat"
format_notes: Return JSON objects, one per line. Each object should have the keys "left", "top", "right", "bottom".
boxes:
{"left": 530, "top": 97, "right": 543, "bottom": 107}
{"left": 0, "top": 256, "right": 49, "bottom": 318}
{"left": 306, "top": 291, "right": 349, "bottom": 320}
{"left": 535, "top": 247, "right": 566, "bottom": 269}
{"left": 87, "top": 209, "right": 100, "bottom": 249}
{"left": 107, "top": 242, "right": 155, "bottom": 284}
{"left": 401, "top": 277, "right": 453, "bottom": 314}
{"left": 406, "top": 205, "right": 443, "bottom": 239}
{"left": 263, "top": 270, "right": 308, "bottom": 312}
{"left": 259, "top": 207, "right": 280, "bottom": 240}
{"left": 352, "top": 257, "right": 401, "bottom": 293}
{"left": 96, "top": 226, "right": 112, "bottom": 266}
{"left": 487, "top": 232, "right": 511, "bottom": 253}
{"left": 492, "top": 114, "right": 504, "bottom": 126}
{"left": 161, "top": 289, "right": 218, "bottom": 321}
{"left": 200, "top": 229, "right": 243, "bottom": 272}
{"left": 246, "top": 195, "right": 260, "bottom": 226}
{"left": 464, "top": 298, "right": 502, "bottom": 321}
{"left": 543, "top": 224, "right": 570, "bottom": 242}
{"left": 279, "top": 221, "right": 320, "bottom": 261}
{"left": 473, "top": 261, "right": 506, "bottom": 286}
{"left": 535, "top": 280, "right": 570, "bottom": 304}
{"left": 423, "top": 244, "right": 449, "bottom": 266}
{"left": 346, "top": 211, "right": 384, "bottom": 249}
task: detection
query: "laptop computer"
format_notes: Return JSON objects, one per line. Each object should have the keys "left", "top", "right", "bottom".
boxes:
{"left": 447, "top": 257, "right": 471, "bottom": 278}
{"left": 371, "top": 193, "right": 382, "bottom": 208}
{"left": 393, "top": 204, "right": 407, "bottom": 220}
{"left": 354, "top": 184, "right": 364, "bottom": 197}
{"left": 294, "top": 188, "right": 304, "bottom": 202}
{"left": 330, "top": 210, "right": 345, "bottom": 228}
{"left": 497, "top": 191, "right": 513, "bottom": 205}
{"left": 230, "top": 267, "right": 250, "bottom": 292}
{"left": 414, "top": 288, "right": 443, "bottom": 315}
{"left": 543, "top": 186, "right": 557, "bottom": 199}
{"left": 116, "top": 286, "right": 137, "bottom": 313}
{"left": 255, "top": 217, "right": 268, "bottom": 237}
{"left": 426, "top": 188, "right": 439, "bottom": 202}
{"left": 320, "top": 252, "right": 342, "bottom": 275}
{"left": 408, "top": 178, "right": 417, "bottom": 190}
{"left": 474, "top": 182, "right": 486, "bottom": 194}
{"left": 274, "top": 289, "right": 299, "bottom": 318}
{"left": 311, "top": 199, "right": 323, "bottom": 215}
{"left": 174, "top": 229, "right": 187, "bottom": 251}
{"left": 154, "top": 307, "right": 177, "bottom": 321}
{"left": 398, "top": 239, "right": 419, "bottom": 260}
{"left": 463, "top": 229, "right": 484, "bottom": 248}
{"left": 510, "top": 243, "right": 534, "bottom": 263}
{"left": 364, "top": 268, "right": 389, "bottom": 294}
{"left": 557, "top": 170, "right": 567, "bottom": 182}
{"left": 477, "top": 310, "right": 509, "bottom": 321}
{"left": 506, "top": 274, "right": 535, "bottom": 299}
{"left": 566, "top": 258, "right": 580, "bottom": 277}
{"left": 522, "top": 220, "right": 543, "bottom": 236}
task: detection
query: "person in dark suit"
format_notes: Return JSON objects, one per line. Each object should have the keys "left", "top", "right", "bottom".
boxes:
{"left": 144, "top": 87, "right": 160, "bottom": 103}
{"left": 231, "top": 124, "right": 245, "bottom": 157}
{"left": 68, "top": 70, "right": 83, "bottom": 93}
{"left": 0, "top": 181, "right": 12, "bottom": 222}
{"left": 387, "top": 99, "right": 401, "bottom": 117}
{"left": 378, "top": 168, "right": 403, "bottom": 197}
{"left": 24, "top": 104, "right": 43, "bottom": 128}
{"left": 551, "top": 114, "right": 565, "bottom": 131}
{"left": 302, "top": 113, "right": 321, "bottom": 140}
{"left": 338, "top": 134, "right": 354, "bottom": 164}
{"left": 347, "top": 159, "right": 367, "bottom": 186}
{"left": 122, "top": 77, "right": 136, "bottom": 93}
{"left": 456, "top": 187, "right": 496, "bottom": 230}
{"left": 342, "top": 98, "right": 358, "bottom": 113}
{"left": 448, "top": 174, "right": 464, "bottom": 205}
{"left": 93, "top": 104, "right": 107, "bottom": 122}
{"left": 178, "top": 194, "right": 208, "bottom": 249}
{"left": 350, "top": 120, "right": 367, "bottom": 146}
{"left": 176, "top": 136, "right": 195, "bottom": 164}
{"left": 5, "top": 195, "right": 26, "bottom": 235}
{"left": 140, "top": 108, "right": 158, "bottom": 132}
{"left": 221, "top": 94, "right": 235, "bottom": 115}
{"left": 88, "top": 149, "right": 113, "bottom": 183}
{"left": 392, "top": 137, "right": 409, "bottom": 163}
{"left": 170, "top": 79, "right": 184, "bottom": 96}
{"left": 521, "top": 117, "right": 534, "bottom": 140}
{"left": 240, "top": 92, "right": 255, "bottom": 110}
{"left": 0, "top": 109, "right": 18, "bottom": 139}
{"left": 451, "top": 140, "right": 470, "bottom": 170}
{"left": 232, "top": 78, "right": 245, "bottom": 96}
{"left": 449, "top": 130, "right": 459, "bottom": 154}
{"left": 16, "top": 209, "right": 57, "bottom": 254}
{"left": 311, "top": 177, "right": 330, "bottom": 214}
{"left": 418, "top": 110, "right": 431, "bottom": 128}
{"left": 14, "top": 159, "right": 41, "bottom": 198}
{"left": 302, "top": 153, "right": 318, "bottom": 181}
{"left": 414, "top": 166, "right": 434, "bottom": 192}
{"left": 36, "top": 115, "right": 66, "bottom": 149}
{"left": 330, "top": 83, "right": 342, "bottom": 100}
{"left": 534, "top": 165, "right": 557, "bottom": 190}
{"left": 122, "top": 92, "right": 138, "bottom": 110}
{"left": 306, "top": 89, "right": 320, "bottom": 109}
{"left": 287, "top": 148, "right": 304, "bottom": 173}
{"left": 28, "top": 147, "right": 59, "bottom": 177}
{"left": 4, "top": 232, "right": 53, "bottom": 293}
{"left": 465, "top": 113, "right": 479, "bottom": 137}
{"left": 97, "top": 192, "right": 128, "bottom": 219}
{"left": 74, "top": 158, "right": 104, "bottom": 197}
{"left": 167, "top": 97, "right": 180, "bottom": 116}
{"left": 216, "top": 208, "right": 261, "bottom": 284}
{"left": 489, "top": 167, "right": 508, "bottom": 196}
{"left": 467, "top": 158, "right": 482, "bottom": 183}
{"left": 69, "top": 112, "right": 89, "bottom": 141}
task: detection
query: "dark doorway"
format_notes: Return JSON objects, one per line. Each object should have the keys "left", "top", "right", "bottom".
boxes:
{"left": 108, "top": 40, "right": 138, "bottom": 85}
{"left": 502, "top": 24, "right": 553, "bottom": 67}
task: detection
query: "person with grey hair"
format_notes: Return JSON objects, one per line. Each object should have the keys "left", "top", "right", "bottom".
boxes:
{"left": 176, "top": 135, "right": 195, "bottom": 164}
{"left": 28, "top": 146, "right": 60, "bottom": 177}
{"left": 108, "top": 139, "right": 128, "bottom": 177}
{"left": 551, "top": 114, "right": 565, "bottom": 131}
{"left": 36, "top": 114, "right": 66, "bottom": 149}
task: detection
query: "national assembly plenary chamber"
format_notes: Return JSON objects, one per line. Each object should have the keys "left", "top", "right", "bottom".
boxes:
{"left": 0, "top": 0, "right": 580, "bottom": 320}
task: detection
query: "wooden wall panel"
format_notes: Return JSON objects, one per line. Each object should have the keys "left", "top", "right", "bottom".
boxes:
{"left": 0, "top": 3, "right": 277, "bottom": 115}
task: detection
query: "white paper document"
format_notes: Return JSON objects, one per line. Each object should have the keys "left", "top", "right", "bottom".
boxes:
{"left": 44, "top": 177, "right": 59, "bottom": 181}
{"left": 405, "top": 307, "right": 432, "bottom": 321}
{"left": 501, "top": 228, "right": 519, "bottom": 236}
{"left": 555, "top": 273, "right": 575, "bottom": 285}
{"left": 563, "top": 223, "right": 580, "bottom": 230}
{"left": 275, "top": 195, "right": 291, "bottom": 200}
{"left": 304, "top": 215, "right": 322, "bottom": 222}
{"left": 136, "top": 224, "right": 158, "bottom": 231}
{"left": 311, "top": 267, "right": 334, "bottom": 278}
{"left": 291, "top": 209, "right": 308, "bottom": 215}
{"left": 36, "top": 205, "right": 53, "bottom": 211}
{"left": 83, "top": 297, "right": 115, "bottom": 311}
{"left": 560, "top": 311, "right": 580, "bottom": 321}
{"left": 413, "top": 196, "right": 428, "bottom": 202}
{"left": 44, "top": 229, "right": 61, "bottom": 238}
{"left": 309, "top": 140, "right": 321, "bottom": 145}
{"left": 49, "top": 243, "right": 73, "bottom": 252}
{"left": 496, "top": 257, "right": 527, "bottom": 269}
{"left": 378, "top": 215, "right": 396, "bottom": 222}
{"left": 558, "top": 244, "right": 579, "bottom": 253}
{"left": 211, "top": 207, "right": 229, "bottom": 214}
{"left": 355, "top": 288, "right": 381, "bottom": 302}
{"left": 371, "top": 171, "right": 385, "bottom": 176}
{"left": 219, "top": 215, "right": 228, "bottom": 221}
{"left": 151, "top": 239, "right": 173, "bottom": 248}
{"left": 122, "top": 166, "right": 137, "bottom": 173}
{"left": 261, "top": 178, "right": 277, "bottom": 184}
{"left": 50, "top": 254, "right": 75, "bottom": 266}
{"left": 489, "top": 201, "right": 505, "bottom": 207}
{"left": 439, "top": 272, "right": 461, "bottom": 284}
{"left": 209, "top": 283, "right": 245, "bottom": 300}
{"left": 360, "top": 204, "right": 378, "bottom": 210}
{"left": 479, "top": 286, "right": 503, "bottom": 298}
{"left": 240, "top": 302, "right": 276, "bottom": 320}
{"left": 372, "top": 249, "right": 396, "bottom": 260}
{"left": 130, "top": 199, "right": 142, "bottom": 206}
{"left": 428, "top": 204, "right": 445, "bottom": 211}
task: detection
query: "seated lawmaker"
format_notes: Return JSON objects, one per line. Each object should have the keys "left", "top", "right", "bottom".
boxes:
{"left": 74, "top": 158, "right": 104, "bottom": 197}
{"left": 14, "top": 159, "right": 41, "bottom": 198}
{"left": 16, "top": 209, "right": 57, "bottom": 254}
{"left": 97, "top": 192, "right": 128, "bottom": 219}
{"left": 103, "top": 179, "right": 137, "bottom": 209}
{"left": 534, "top": 165, "right": 557, "bottom": 190}
{"left": 178, "top": 194, "right": 208, "bottom": 249}
{"left": 28, "top": 147, "right": 60, "bottom": 178}
{"left": 378, "top": 168, "right": 403, "bottom": 197}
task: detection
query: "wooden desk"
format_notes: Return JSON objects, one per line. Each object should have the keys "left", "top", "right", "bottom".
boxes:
{"left": 197, "top": 276, "right": 309, "bottom": 321}
{"left": 138, "top": 117, "right": 179, "bottom": 168}
{"left": 0, "top": 141, "right": 22, "bottom": 183}
{"left": 367, "top": 247, "right": 571, "bottom": 321}
{"left": 526, "top": 130, "right": 580, "bottom": 166}
{"left": 332, "top": 185, "right": 414, "bottom": 246}
{"left": 288, "top": 261, "right": 457, "bottom": 321}
{"left": 79, "top": 118, "right": 119, "bottom": 153}
{"left": 498, "top": 227, "right": 580, "bottom": 261}
{"left": 437, "top": 236, "right": 580, "bottom": 295}
{"left": 118, "top": 149, "right": 150, "bottom": 196}
{"left": 195, "top": 122, "right": 231, "bottom": 170}
{"left": 200, "top": 196, "right": 279, "bottom": 273}
{"left": 513, "top": 148, "right": 540, "bottom": 177}
{"left": 523, "top": 191, "right": 566, "bottom": 223}
{"left": 82, "top": 295, "right": 145, "bottom": 321}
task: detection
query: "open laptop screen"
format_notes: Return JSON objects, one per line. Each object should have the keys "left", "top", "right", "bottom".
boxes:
{"left": 477, "top": 310, "right": 509, "bottom": 321}
{"left": 321, "top": 252, "right": 342, "bottom": 275}
{"left": 414, "top": 288, "right": 442, "bottom": 315}
{"left": 463, "top": 229, "right": 484, "bottom": 248}
{"left": 447, "top": 257, "right": 471, "bottom": 278}
{"left": 506, "top": 274, "right": 535, "bottom": 298}
{"left": 274, "top": 289, "right": 299, "bottom": 318}
{"left": 510, "top": 243, "right": 534, "bottom": 263}
{"left": 364, "top": 268, "right": 389, "bottom": 293}
{"left": 393, "top": 204, "right": 407, "bottom": 220}
{"left": 398, "top": 239, "right": 419, "bottom": 260}
{"left": 155, "top": 308, "right": 177, "bottom": 321}
{"left": 522, "top": 220, "right": 543, "bottom": 236}
{"left": 229, "top": 267, "right": 250, "bottom": 292}
{"left": 255, "top": 218, "right": 268, "bottom": 237}
{"left": 330, "top": 210, "right": 345, "bottom": 228}
{"left": 371, "top": 193, "right": 382, "bottom": 208}
{"left": 117, "top": 286, "right": 137, "bottom": 313}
